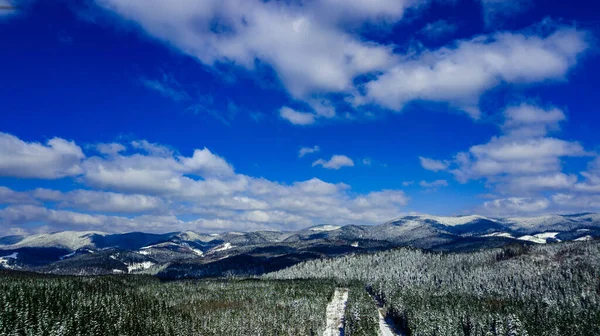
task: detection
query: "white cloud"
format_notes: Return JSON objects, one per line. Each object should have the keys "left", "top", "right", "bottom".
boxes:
{"left": 427, "top": 103, "right": 600, "bottom": 216}
{"left": 362, "top": 158, "right": 372, "bottom": 166}
{"left": 140, "top": 74, "right": 189, "bottom": 101}
{"left": 95, "top": 142, "right": 126, "bottom": 156}
{"left": 364, "top": 27, "right": 588, "bottom": 117}
{"left": 312, "top": 155, "right": 355, "bottom": 170}
{"left": 402, "top": 181, "right": 414, "bottom": 187}
{"left": 299, "top": 146, "right": 320, "bottom": 158}
{"left": 502, "top": 103, "right": 566, "bottom": 137}
{"left": 551, "top": 193, "right": 600, "bottom": 211}
{"left": 419, "top": 20, "right": 458, "bottom": 40}
{"left": 95, "top": 0, "right": 399, "bottom": 102}
{"left": 131, "top": 140, "right": 173, "bottom": 157}
{"left": 0, "top": 132, "right": 85, "bottom": 179}
{"left": 482, "top": 197, "right": 550, "bottom": 216}
{"left": 0, "top": 133, "right": 409, "bottom": 234}
{"left": 59, "top": 190, "right": 165, "bottom": 214}
{"left": 448, "top": 104, "right": 589, "bottom": 188}
{"left": 280, "top": 107, "right": 316, "bottom": 125}
{"left": 0, "top": 186, "right": 35, "bottom": 205}
{"left": 419, "top": 180, "right": 449, "bottom": 188}
{"left": 419, "top": 156, "right": 449, "bottom": 172}
{"left": 94, "top": 1, "right": 588, "bottom": 123}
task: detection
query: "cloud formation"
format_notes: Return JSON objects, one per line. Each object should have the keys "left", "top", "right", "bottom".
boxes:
{"left": 419, "top": 180, "right": 449, "bottom": 188}
{"left": 0, "top": 133, "right": 85, "bottom": 179}
{"left": 92, "top": 1, "right": 589, "bottom": 122}
{"left": 299, "top": 146, "right": 320, "bottom": 158}
{"left": 312, "top": 155, "right": 355, "bottom": 170}
{"left": 420, "top": 157, "right": 449, "bottom": 172}
{"left": 422, "top": 104, "right": 600, "bottom": 215}
{"left": 363, "top": 28, "right": 588, "bottom": 117}
{"left": 280, "top": 107, "right": 316, "bottom": 125}
{"left": 0, "top": 132, "right": 408, "bottom": 234}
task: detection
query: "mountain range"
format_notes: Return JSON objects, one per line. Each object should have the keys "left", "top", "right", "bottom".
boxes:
{"left": 1, "top": 213, "right": 597, "bottom": 278}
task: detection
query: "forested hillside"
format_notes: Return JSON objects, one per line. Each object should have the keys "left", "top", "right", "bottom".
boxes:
{"left": 0, "top": 273, "right": 334, "bottom": 336}
{"left": 267, "top": 241, "right": 600, "bottom": 336}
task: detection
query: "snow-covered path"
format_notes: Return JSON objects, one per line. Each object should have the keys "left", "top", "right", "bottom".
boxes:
{"left": 377, "top": 308, "right": 398, "bottom": 336}
{"left": 323, "top": 288, "right": 349, "bottom": 336}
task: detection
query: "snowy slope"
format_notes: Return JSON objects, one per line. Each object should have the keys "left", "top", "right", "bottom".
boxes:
{"left": 0, "top": 231, "right": 106, "bottom": 251}
{"left": 415, "top": 214, "right": 495, "bottom": 226}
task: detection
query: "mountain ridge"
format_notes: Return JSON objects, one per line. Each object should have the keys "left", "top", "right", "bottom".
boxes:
{"left": 1, "top": 213, "right": 598, "bottom": 277}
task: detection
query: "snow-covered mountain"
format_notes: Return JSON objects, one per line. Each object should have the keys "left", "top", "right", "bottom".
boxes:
{"left": 1, "top": 213, "right": 598, "bottom": 277}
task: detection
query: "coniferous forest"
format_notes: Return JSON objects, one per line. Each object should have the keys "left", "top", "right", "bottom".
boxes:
{"left": 267, "top": 241, "right": 600, "bottom": 336}
{"left": 1, "top": 241, "right": 599, "bottom": 335}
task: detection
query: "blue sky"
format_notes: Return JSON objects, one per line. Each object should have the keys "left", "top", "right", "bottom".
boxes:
{"left": 1, "top": 0, "right": 600, "bottom": 234}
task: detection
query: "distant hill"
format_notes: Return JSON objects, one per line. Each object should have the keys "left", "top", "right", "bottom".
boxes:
{"left": 1, "top": 213, "right": 598, "bottom": 277}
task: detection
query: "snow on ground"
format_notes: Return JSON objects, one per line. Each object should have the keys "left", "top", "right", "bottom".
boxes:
{"left": 141, "top": 242, "right": 180, "bottom": 250}
{"left": 310, "top": 225, "right": 341, "bottom": 232}
{"left": 518, "top": 232, "right": 560, "bottom": 244}
{"left": 2, "top": 231, "right": 104, "bottom": 251}
{"left": 127, "top": 262, "right": 155, "bottom": 273}
{"left": 138, "top": 250, "right": 151, "bottom": 255}
{"left": 211, "top": 242, "right": 235, "bottom": 253}
{"left": 378, "top": 309, "right": 397, "bottom": 336}
{"left": 61, "top": 251, "right": 77, "bottom": 259}
{"left": 536, "top": 232, "right": 560, "bottom": 239}
{"left": 1, "top": 252, "right": 18, "bottom": 259}
{"left": 0, "top": 252, "right": 18, "bottom": 269}
{"left": 177, "top": 231, "right": 216, "bottom": 242}
{"left": 189, "top": 247, "right": 204, "bottom": 257}
{"left": 575, "top": 235, "right": 593, "bottom": 242}
{"left": 417, "top": 215, "right": 492, "bottom": 226}
{"left": 482, "top": 232, "right": 515, "bottom": 239}
{"left": 351, "top": 242, "right": 359, "bottom": 248}
{"left": 323, "top": 288, "right": 348, "bottom": 336}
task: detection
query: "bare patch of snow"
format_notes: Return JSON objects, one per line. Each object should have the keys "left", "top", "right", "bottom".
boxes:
{"left": 378, "top": 309, "right": 398, "bottom": 336}
{"left": 575, "top": 235, "right": 593, "bottom": 242}
{"left": 61, "top": 251, "right": 77, "bottom": 260}
{"left": 482, "top": 232, "right": 515, "bottom": 239}
{"left": 351, "top": 242, "right": 359, "bottom": 248}
{"left": 141, "top": 242, "right": 179, "bottom": 250}
{"left": 3, "top": 231, "right": 105, "bottom": 251}
{"left": 518, "top": 232, "right": 560, "bottom": 244}
{"left": 0, "top": 252, "right": 18, "bottom": 269}
{"left": 417, "top": 215, "right": 492, "bottom": 226}
{"left": 323, "top": 288, "right": 348, "bottom": 336}
{"left": 127, "top": 261, "right": 155, "bottom": 273}
{"left": 310, "top": 225, "right": 341, "bottom": 232}
{"left": 190, "top": 248, "right": 204, "bottom": 257}
{"left": 1, "top": 252, "right": 18, "bottom": 259}
{"left": 211, "top": 242, "right": 235, "bottom": 253}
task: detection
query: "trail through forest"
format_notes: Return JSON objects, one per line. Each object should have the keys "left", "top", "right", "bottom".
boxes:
{"left": 377, "top": 307, "right": 401, "bottom": 336}
{"left": 323, "top": 288, "right": 348, "bottom": 336}
{"left": 369, "top": 292, "right": 403, "bottom": 336}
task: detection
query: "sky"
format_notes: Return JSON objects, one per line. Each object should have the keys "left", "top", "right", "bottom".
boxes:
{"left": 1, "top": 0, "right": 600, "bottom": 235}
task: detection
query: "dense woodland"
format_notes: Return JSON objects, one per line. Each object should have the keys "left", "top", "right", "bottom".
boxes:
{"left": 1, "top": 241, "right": 599, "bottom": 335}
{"left": 0, "top": 273, "right": 334, "bottom": 336}
{"left": 267, "top": 241, "right": 600, "bottom": 336}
